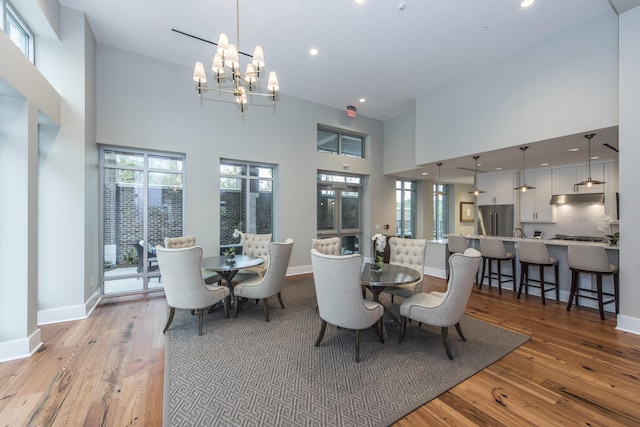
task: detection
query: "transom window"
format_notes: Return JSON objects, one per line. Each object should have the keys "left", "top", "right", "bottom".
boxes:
{"left": 317, "top": 127, "right": 365, "bottom": 158}
{"left": 4, "top": 2, "right": 34, "bottom": 64}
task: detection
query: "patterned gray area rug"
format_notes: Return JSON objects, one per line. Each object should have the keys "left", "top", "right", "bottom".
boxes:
{"left": 164, "top": 277, "right": 529, "bottom": 427}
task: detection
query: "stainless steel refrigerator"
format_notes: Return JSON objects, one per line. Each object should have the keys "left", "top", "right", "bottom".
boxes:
{"left": 476, "top": 204, "right": 514, "bottom": 237}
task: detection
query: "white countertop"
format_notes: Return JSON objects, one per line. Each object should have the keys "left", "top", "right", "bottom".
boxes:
{"left": 463, "top": 235, "right": 619, "bottom": 250}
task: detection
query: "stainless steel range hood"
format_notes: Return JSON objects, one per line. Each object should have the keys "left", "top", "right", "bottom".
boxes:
{"left": 549, "top": 193, "right": 604, "bottom": 205}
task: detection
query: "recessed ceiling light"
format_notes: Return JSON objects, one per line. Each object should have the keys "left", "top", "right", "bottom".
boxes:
{"left": 520, "top": 0, "right": 535, "bottom": 8}
{"left": 354, "top": 0, "right": 366, "bottom": 4}
{"left": 421, "top": 172, "right": 428, "bottom": 176}
{"left": 568, "top": 148, "right": 580, "bottom": 152}
{"left": 540, "top": 163, "right": 549, "bottom": 166}
{"left": 359, "top": 98, "right": 366, "bottom": 103}
{"left": 591, "top": 156, "right": 600, "bottom": 160}
{"left": 495, "top": 167, "right": 503, "bottom": 171}
{"left": 309, "top": 48, "right": 318, "bottom": 56}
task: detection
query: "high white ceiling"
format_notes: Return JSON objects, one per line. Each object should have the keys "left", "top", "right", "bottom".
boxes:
{"left": 55, "top": 0, "right": 630, "bottom": 183}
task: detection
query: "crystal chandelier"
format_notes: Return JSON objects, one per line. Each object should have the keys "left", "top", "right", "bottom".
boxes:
{"left": 191, "top": 0, "right": 280, "bottom": 114}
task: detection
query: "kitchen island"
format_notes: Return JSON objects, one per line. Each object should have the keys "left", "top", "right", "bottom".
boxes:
{"left": 450, "top": 236, "right": 619, "bottom": 314}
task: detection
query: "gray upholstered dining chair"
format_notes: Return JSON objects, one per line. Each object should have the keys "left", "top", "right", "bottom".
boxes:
{"left": 399, "top": 248, "right": 482, "bottom": 359}
{"left": 312, "top": 237, "right": 342, "bottom": 255}
{"left": 383, "top": 237, "right": 427, "bottom": 301}
{"left": 155, "top": 245, "right": 230, "bottom": 336}
{"left": 164, "top": 235, "right": 221, "bottom": 285}
{"left": 310, "top": 249, "right": 384, "bottom": 363}
{"left": 233, "top": 239, "right": 293, "bottom": 321}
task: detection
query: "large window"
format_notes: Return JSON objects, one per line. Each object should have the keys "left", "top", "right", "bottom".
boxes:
{"left": 396, "top": 180, "right": 416, "bottom": 238}
{"left": 100, "top": 148, "right": 185, "bottom": 295}
{"left": 220, "top": 160, "right": 274, "bottom": 251}
{"left": 4, "top": 2, "right": 34, "bottom": 63}
{"left": 317, "top": 127, "right": 365, "bottom": 158}
{"left": 317, "top": 172, "right": 363, "bottom": 254}
{"left": 433, "top": 183, "right": 449, "bottom": 239}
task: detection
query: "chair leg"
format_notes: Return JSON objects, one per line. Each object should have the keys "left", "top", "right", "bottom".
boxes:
{"left": 314, "top": 319, "right": 327, "bottom": 347}
{"left": 263, "top": 298, "right": 270, "bottom": 322}
{"left": 233, "top": 296, "right": 240, "bottom": 318}
{"left": 223, "top": 296, "right": 230, "bottom": 318}
{"left": 377, "top": 318, "right": 384, "bottom": 343}
{"left": 478, "top": 258, "right": 486, "bottom": 289}
{"left": 441, "top": 326, "right": 453, "bottom": 360}
{"left": 554, "top": 264, "right": 560, "bottom": 301}
{"left": 198, "top": 309, "right": 204, "bottom": 336}
{"left": 566, "top": 270, "right": 577, "bottom": 312}
{"left": 163, "top": 307, "right": 175, "bottom": 334}
{"left": 511, "top": 258, "right": 517, "bottom": 292}
{"left": 277, "top": 292, "right": 285, "bottom": 309}
{"left": 540, "top": 264, "right": 546, "bottom": 305}
{"left": 497, "top": 259, "right": 503, "bottom": 295}
{"left": 454, "top": 322, "right": 466, "bottom": 341}
{"left": 596, "top": 273, "right": 605, "bottom": 320}
{"left": 517, "top": 262, "right": 526, "bottom": 299}
{"left": 355, "top": 329, "right": 361, "bottom": 363}
{"left": 399, "top": 316, "right": 407, "bottom": 343}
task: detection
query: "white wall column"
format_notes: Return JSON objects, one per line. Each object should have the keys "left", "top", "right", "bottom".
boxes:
{"left": 0, "top": 96, "right": 41, "bottom": 361}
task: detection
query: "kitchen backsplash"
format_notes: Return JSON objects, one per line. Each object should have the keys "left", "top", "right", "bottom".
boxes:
{"left": 520, "top": 204, "right": 616, "bottom": 240}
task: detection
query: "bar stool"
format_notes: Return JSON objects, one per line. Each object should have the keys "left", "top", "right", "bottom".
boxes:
{"left": 566, "top": 245, "right": 619, "bottom": 320}
{"left": 479, "top": 237, "right": 516, "bottom": 295}
{"left": 516, "top": 240, "right": 559, "bottom": 305}
{"left": 446, "top": 235, "right": 469, "bottom": 280}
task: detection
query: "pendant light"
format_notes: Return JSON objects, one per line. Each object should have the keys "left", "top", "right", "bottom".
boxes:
{"left": 575, "top": 133, "right": 605, "bottom": 187}
{"left": 434, "top": 162, "right": 447, "bottom": 197}
{"left": 513, "top": 146, "right": 536, "bottom": 192}
{"left": 468, "top": 156, "right": 486, "bottom": 196}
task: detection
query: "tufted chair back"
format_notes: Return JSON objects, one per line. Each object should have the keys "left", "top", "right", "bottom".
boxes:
{"left": 384, "top": 237, "right": 427, "bottom": 298}
{"left": 164, "top": 235, "right": 196, "bottom": 249}
{"left": 239, "top": 233, "right": 272, "bottom": 276}
{"left": 312, "top": 237, "right": 342, "bottom": 256}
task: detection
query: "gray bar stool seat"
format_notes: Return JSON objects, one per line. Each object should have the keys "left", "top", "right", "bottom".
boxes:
{"left": 479, "top": 237, "right": 516, "bottom": 295}
{"left": 566, "top": 245, "right": 619, "bottom": 320}
{"left": 516, "top": 240, "right": 559, "bottom": 305}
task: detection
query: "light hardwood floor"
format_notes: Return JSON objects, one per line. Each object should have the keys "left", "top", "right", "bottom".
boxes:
{"left": 1, "top": 275, "right": 639, "bottom": 426}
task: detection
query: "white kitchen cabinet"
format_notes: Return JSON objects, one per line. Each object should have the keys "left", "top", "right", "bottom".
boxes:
{"left": 476, "top": 173, "right": 515, "bottom": 206}
{"left": 520, "top": 170, "right": 556, "bottom": 222}
{"left": 552, "top": 166, "right": 577, "bottom": 195}
{"left": 604, "top": 162, "right": 619, "bottom": 219}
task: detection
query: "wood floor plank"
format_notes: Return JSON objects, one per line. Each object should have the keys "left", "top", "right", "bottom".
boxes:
{"left": 1, "top": 275, "right": 640, "bottom": 426}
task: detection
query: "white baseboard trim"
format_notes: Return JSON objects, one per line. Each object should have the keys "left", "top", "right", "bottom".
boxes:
{"left": 37, "top": 289, "right": 102, "bottom": 326}
{"left": 0, "top": 328, "right": 42, "bottom": 362}
{"left": 424, "top": 266, "right": 446, "bottom": 279}
{"left": 287, "top": 265, "right": 312, "bottom": 277}
{"left": 616, "top": 315, "right": 640, "bottom": 335}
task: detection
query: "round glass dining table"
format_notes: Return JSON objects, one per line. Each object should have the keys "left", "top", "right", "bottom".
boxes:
{"left": 202, "top": 255, "right": 264, "bottom": 296}
{"left": 360, "top": 263, "right": 421, "bottom": 302}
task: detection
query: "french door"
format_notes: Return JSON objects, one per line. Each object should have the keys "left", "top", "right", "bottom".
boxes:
{"left": 100, "top": 147, "right": 185, "bottom": 295}
{"left": 316, "top": 172, "right": 363, "bottom": 254}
